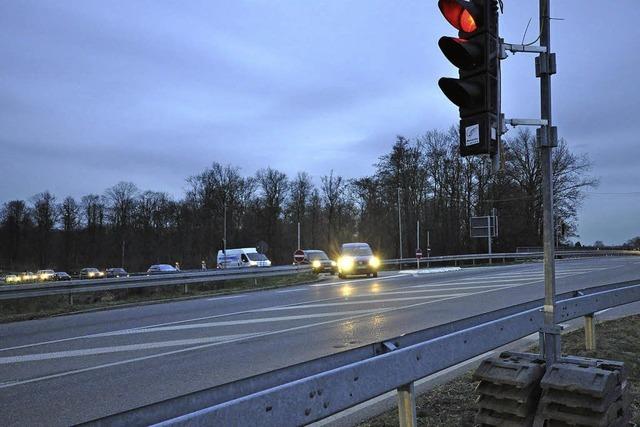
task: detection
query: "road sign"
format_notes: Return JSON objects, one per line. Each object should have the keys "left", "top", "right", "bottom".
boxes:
{"left": 470, "top": 215, "right": 498, "bottom": 238}
{"left": 416, "top": 249, "right": 423, "bottom": 259}
{"left": 293, "top": 249, "right": 305, "bottom": 264}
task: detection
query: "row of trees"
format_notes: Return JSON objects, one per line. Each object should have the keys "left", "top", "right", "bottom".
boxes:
{"left": 0, "top": 128, "right": 598, "bottom": 273}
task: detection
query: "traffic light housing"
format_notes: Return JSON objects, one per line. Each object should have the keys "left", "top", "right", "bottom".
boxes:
{"left": 438, "top": 0, "right": 500, "bottom": 157}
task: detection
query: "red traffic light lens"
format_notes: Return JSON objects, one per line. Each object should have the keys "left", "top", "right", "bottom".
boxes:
{"left": 438, "top": 0, "right": 479, "bottom": 33}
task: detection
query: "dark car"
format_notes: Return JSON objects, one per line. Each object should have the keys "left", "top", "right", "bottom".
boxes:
{"left": 302, "top": 250, "right": 337, "bottom": 274}
{"left": 80, "top": 268, "right": 105, "bottom": 279}
{"left": 337, "top": 242, "right": 380, "bottom": 279}
{"left": 105, "top": 268, "right": 129, "bottom": 278}
{"left": 147, "top": 264, "right": 178, "bottom": 274}
{"left": 54, "top": 272, "right": 72, "bottom": 281}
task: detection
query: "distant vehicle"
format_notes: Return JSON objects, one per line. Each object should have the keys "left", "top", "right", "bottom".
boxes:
{"left": 54, "top": 272, "right": 72, "bottom": 281}
{"left": 4, "top": 274, "right": 20, "bottom": 284}
{"left": 147, "top": 264, "right": 178, "bottom": 274}
{"left": 80, "top": 268, "right": 105, "bottom": 279}
{"left": 19, "top": 272, "right": 37, "bottom": 282}
{"left": 105, "top": 268, "right": 129, "bottom": 278}
{"left": 37, "top": 269, "right": 56, "bottom": 281}
{"left": 337, "top": 242, "right": 380, "bottom": 279}
{"left": 301, "top": 249, "right": 337, "bottom": 274}
{"left": 217, "top": 248, "right": 272, "bottom": 269}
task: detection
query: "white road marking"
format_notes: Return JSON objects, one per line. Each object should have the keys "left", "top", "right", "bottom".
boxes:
{"left": 206, "top": 295, "right": 246, "bottom": 301}
{"left": 276, "top": 288, "right": 307, "bottom": 293}
{"left": 254, "top": 293, "right": 469, "bottom": 311}
{"left": 90, "top": 310, "right": 381, "bottom": 336}
{"left": 374, "top": 284, "right": 512, "bottom": 296}
{"left": 310, "top": 273, "right": 409, "bottom": 287}
{"left": 0, "top": 334, "right": 258, "bottom": 365}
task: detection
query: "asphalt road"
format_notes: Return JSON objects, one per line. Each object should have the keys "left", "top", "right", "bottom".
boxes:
{"left": 1, "top": 257, "right": 640, "bottom": 426}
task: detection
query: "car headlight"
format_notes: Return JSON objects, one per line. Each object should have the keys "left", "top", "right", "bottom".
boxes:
{"left": 88, "top": 272, "right": 95, "bottom": 277}
{"left": 338, "top": 256, "right": 354, "bottom": 271}
{"left": 369, "top": 256, "right": 380, "bottom": 268}
{"left": 331, "top": 260, "right": 337, "bottom": 267}
{"left": 312, "top": 260, "right": 321, "bottom": 269}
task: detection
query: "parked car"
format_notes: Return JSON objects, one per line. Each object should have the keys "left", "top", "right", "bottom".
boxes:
{"left": 80, "top": 268, "right": 105, "bottom": 279}
{"left": 301, "top": 249, "right": 337, "bottom": 274}
{"left": 337, "top": 242, "right": 380, "bottom": 279}
{"left": 217, "top": 248, "right": 272, "bottom": 268}
{"left": 147, "top": 264, "right": 178, "bottom": 274}
{"left": 54, "top": 272, "right": 72, "bottom": 281}
{"left": 4, "top": 274, "right": 20, "bottom": 284}
{"left": 105, "top": 268, "right": 129, "bottom": 278}
{"left": 37, "top": 269, "right": 56, "bottom": 281}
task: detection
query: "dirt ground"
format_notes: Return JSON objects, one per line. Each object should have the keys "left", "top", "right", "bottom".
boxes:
{"left": 361, "top": 314, "right": 640, "bottom": 426}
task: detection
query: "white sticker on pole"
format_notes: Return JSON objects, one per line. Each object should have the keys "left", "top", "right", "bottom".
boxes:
{"left": 465, "top": 124, "right": 480, "bottom": 146}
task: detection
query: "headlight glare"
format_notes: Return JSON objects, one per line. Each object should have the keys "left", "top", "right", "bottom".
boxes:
{"left": 369, "top": 256, "right": 380, "bottom": 268}
{"left": 312, "top": 260, "right": 321, "bottom": 269}
{"left": 338, "top": 256, "right": 354, "bottom": 271}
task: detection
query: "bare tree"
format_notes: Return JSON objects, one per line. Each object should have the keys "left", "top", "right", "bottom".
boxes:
{"left": 31, "top": 191, "right": 58, "bottom": 267}
{"left": 321, "top": 170, "right": 344, "bottom": 254}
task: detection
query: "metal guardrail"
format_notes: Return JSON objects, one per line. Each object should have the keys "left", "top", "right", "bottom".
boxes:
{"left": 381, "top": 249, "right": 640, "bottom": 267}
{"left": 2, "top": 250, "right": 638, "bottom": 302}
{"left": 85, "top": 278, "right": 640, "bottom": 426}
{"left": 0, "top": 265, "right": 312, "bottom": 301}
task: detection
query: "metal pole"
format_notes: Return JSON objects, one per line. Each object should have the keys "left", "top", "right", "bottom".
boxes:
{"left": 397, "top": 383, "right": 417, "bottom": 427}
{"left": 121, "top": 240, "right": 125, "bottom": 269}
{"left": 223, "top": 204, "right": 227, "bottom": 254}
{"left": 417, "top": 220, "right": 420, "bottom": 270}
{"left": 487, "top": 216, "right": 492, "bottom": 265}
{"left": 398, "top": 187, "right": 403, "bottom": 261}
{"left": 297, "top": 222, "right": 301, "bottom": 250}
{"left": 539, "top": 0, "right": 559, "bottom": 364}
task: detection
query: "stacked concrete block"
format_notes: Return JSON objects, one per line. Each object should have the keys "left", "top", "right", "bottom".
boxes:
{"left": 533, "top": 358, "right": 632, "bottom": 427}
{"left": 473, "top": 352, "right": 546, "bottom": 426}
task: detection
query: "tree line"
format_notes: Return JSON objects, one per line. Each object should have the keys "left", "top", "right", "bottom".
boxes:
{"left": 0, "top": 128, "right": 598, "bottom": 273}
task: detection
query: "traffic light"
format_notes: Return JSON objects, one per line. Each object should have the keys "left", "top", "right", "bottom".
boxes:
{"left": 437, "top": 0, "right": 500, "bottom": 156}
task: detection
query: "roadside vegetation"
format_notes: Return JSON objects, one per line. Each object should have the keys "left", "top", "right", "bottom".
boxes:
{"left": 361, "top": 314, "right": 640, "bottom": 426}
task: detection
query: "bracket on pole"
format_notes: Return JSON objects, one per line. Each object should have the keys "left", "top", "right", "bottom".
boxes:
{"left": 504, "top": 118, "right": 548, "bottom": 127}
{"left": 500, "top": 42, "right": 547, "bottom": 59}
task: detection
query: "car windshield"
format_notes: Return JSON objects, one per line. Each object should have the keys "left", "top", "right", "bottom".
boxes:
{"left": 307, "top": 251, "right": 329, "bottom": 261}
{"left": 247, "top": 253, "right": 268, "bottom": 261}
{"left": 342, "top": 246, "right": 372, "bottom": 256}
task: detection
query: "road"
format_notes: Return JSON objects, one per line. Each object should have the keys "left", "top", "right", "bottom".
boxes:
{"left": 1, "top": 256, "right": 640, "bottom": 426}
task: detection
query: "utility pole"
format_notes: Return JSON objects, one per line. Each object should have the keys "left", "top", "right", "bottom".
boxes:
{"left": 417, "top": 220, "right": 420, "bottom": 270}
{"left": 223, "top": 204, "right": 227, "bottom": 254}
{"left": 397, "top": 187, "right": 403, "bottom": 260}
{"left": 297, "top": 222, "right": 301, "bottom": 250}
{"left": 539, "top": 0, "right": 559, "bottom": 364}
{"left": 121, "top": 240, "right": 125, "bottom": 269}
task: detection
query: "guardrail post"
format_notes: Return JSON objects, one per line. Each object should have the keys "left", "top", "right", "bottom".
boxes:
{"left": 584, "top": 313, "right": 596, "bottom": 351}
{"left": 183, "top": 284, "right": 189, "bottom": 294}
{"left": 397, "top": 382, "right": 417, "bottom": 427}
{"left": 68, "top": 293, "right": 74, "bottom": 306}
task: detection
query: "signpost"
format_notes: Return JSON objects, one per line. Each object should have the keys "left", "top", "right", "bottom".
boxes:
{"left": 293, "top": 249, "right": 305, "bottom": 264}
{"left": 416, "top": 248, "right": 423, "bottom": 270}
{"left": 470, "top": 210, "right": 498, "bottom": 264}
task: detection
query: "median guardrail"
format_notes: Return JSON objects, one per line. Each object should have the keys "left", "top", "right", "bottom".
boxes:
{"left": 0, "top": 265, "right": 312, "bottom": 302}
{"left": 84, "top": 278, "right": 640, "bottom": 427}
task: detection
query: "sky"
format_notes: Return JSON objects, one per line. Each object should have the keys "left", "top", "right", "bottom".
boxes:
{"left": 0, "top": 0, "right": 638, "bottom": 245}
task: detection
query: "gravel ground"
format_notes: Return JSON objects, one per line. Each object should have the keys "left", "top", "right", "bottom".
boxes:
{"left": 360, "top": 314, "right": 640, "bottom": 426}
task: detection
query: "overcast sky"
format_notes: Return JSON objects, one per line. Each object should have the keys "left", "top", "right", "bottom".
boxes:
{"left": 1, "top": 0, "right": 638, "bottom": 245}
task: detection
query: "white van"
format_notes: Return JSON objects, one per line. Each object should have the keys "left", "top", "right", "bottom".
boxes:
{"left": 216, "top": 248, "right": 272, "bottom": 269}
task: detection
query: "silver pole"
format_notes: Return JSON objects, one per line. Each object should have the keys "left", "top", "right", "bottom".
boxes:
{"left": 487, "top": 216, "right": 492, "bottom": 264}
{"left": 398, "top": 187, "right": 403, "bottom": 260}
{"left": 417, "top": 220, "right": 420, "bottom": 270}
{"left": 297, "top": 222, "right": 301, "bottom": 250}
{"left": 223, "top": 204, "right": 227, "bottom": 253}
{"left": 540, "top": 0, "right": 558, "bottom": 364}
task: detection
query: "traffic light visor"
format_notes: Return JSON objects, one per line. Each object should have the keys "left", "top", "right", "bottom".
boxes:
{"left": 438, "top": 0, "right": 478, "bottom": 33}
